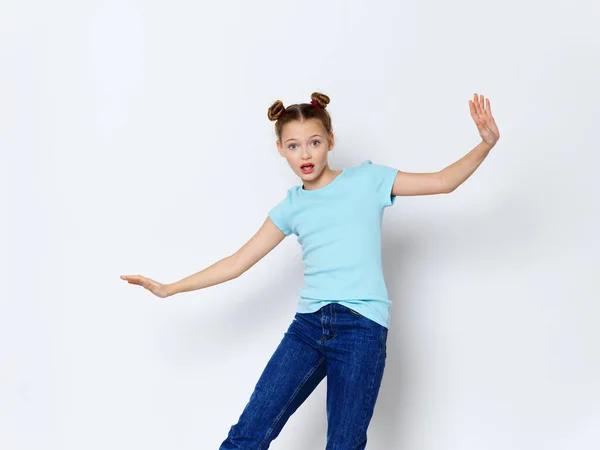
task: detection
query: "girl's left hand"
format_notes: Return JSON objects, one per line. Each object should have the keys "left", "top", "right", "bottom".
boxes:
{"left": 469, "top": 93, "right": 500, "bottom": 146}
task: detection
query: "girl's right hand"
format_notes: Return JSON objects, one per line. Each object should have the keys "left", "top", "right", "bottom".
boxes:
{"left": 120, "top": 275, "right": 171, "bottom": 298}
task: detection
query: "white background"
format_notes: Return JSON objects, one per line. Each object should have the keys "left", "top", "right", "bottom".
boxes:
{"left": 1, "top": 0, "right": 599, "bottom": 449}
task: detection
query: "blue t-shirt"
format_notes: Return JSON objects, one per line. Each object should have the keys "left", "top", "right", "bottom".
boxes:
{"left": 268, "top": 159, "right": 398, "bottom": 329}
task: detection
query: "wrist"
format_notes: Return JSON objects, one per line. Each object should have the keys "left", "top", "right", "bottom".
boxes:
{"left": 165, "top": 282, "right": 178, "bottom": 297}
{"left": 481, "top": 139, "right": 497, "bottom": 150}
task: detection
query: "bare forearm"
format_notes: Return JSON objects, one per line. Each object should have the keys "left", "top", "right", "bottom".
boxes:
{"left": 165, "top": 256, "right": 240, "bottom": 297}
{"left": 440, "top": 140, "right": 495, "bottom": 192}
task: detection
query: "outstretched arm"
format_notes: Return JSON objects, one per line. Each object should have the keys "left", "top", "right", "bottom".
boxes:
{"left": 121, "top": 217, "right": 286, "bottom": 298}
{"left": 164, "top": 217, "right": 286, "bottom": 296}
{"left": 391, "top": 93, "right": 500, "bottom": 196}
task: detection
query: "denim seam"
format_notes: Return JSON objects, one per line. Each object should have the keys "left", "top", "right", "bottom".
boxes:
{"left": 354, "top": 336, "right": 383, "bottom": 449}
{"left": 331, "top": 304, "right": 337, "bottom": 339}
{"left": 258, "top": 356, "right": 326, "bottom": 450}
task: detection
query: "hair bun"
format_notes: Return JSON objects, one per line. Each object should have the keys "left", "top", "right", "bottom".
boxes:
{"left": 310, "top": 92, "right": 330, "bottom": 109}
{"left": 267, "top": 100, "right": 286, "bottom": 121}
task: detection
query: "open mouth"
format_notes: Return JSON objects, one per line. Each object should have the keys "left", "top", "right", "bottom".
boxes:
{"left": 300, "top": 163, "right": 314, "bottom": 173}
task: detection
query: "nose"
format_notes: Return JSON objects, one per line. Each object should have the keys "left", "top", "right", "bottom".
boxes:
{"left": 301, "top": 147, "right": 312, "bottom": 158}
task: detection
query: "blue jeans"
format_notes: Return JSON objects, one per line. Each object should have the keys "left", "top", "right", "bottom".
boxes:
{"left": 219, "top": 302, "right": 388, "bottom": 449}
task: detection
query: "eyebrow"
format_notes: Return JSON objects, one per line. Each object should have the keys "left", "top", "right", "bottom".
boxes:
{"left": 284, "top": 134, "right": 323, "bottom": 144}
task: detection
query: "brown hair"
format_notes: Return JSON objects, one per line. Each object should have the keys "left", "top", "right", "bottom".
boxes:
{"left": 267, "top": 92, "right": 333, "bottom": 142}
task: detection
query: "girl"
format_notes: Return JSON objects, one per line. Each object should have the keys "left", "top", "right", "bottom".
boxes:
{"left": 120, "top": 91, "right": 500, "bottom": 449}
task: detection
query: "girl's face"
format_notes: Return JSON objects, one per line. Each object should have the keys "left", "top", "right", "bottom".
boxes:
{"left": 277, "top": 118, "right": 335, "bottom": 181}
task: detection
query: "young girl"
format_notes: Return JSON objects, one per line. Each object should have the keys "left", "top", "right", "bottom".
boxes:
{"left": 120, "top": 91, "right": 499, "bottom": 449}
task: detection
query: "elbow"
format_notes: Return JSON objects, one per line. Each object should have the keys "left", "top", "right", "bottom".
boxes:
{"left": 226, "top": 255, "right": 244, "bottom": 279}
{"left": 439, "top": 172, "right": 456, "bottom": 194}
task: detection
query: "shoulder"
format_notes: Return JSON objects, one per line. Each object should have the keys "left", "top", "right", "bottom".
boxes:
{"left": 346, "top": 159, "right": 387, "bottom": 180}
{"left": 353, "top": 159, "right": 398, "bottom": 179}
{"left": 271, "top": 186, "right": 300, "bottom": 209}
{"left": 284, "top": 185, "right": 301, "bottom": 203}
{"left": 348, "top": 159, "right": 390, "bottom": 174}
{"left": 347, "top": 159, "right": 398, "bottom": 205}
{"left": 344, "top": 159, "right": 372, "bottom": 177}
{"left": 356, "top": 159, "right": 394, "bottom": 172}
{"left": 353, "top": 159, "right": 374, "bottom": 170}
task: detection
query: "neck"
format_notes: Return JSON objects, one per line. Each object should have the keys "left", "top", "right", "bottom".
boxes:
{"left": 302, "top": 166, "right": 342, "bottom": 191}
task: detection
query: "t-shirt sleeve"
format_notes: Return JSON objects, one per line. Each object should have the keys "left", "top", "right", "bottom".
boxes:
{"left": 363, "top": 159, "right": 399, "bottom": 208}
{"left": 268, "top": 189, "right": 294, "bottom": 236}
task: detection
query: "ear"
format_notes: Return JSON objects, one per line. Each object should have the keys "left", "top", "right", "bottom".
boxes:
{"left": 328, "top": 133, "right": 335, "bottom": 151}
{"left": 276, "top": 140, "right": 284, "bottom": 157}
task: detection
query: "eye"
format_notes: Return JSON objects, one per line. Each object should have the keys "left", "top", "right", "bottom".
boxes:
{"left": 289, "top": 143, "right": 297, "bottom": 150}
{"left": 311, "top": 140, "right": 320, "bottom": 146}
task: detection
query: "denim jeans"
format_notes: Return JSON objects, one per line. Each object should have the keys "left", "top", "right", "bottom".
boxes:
{"left": 219, "top": 302, "right": 388, "bottom": 449}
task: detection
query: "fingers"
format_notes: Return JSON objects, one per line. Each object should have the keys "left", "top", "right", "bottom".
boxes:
{"left": 474, "top": 93, "right": 483, "bottom": 115}
{"left": 120, "top": 275, "right": 139, "bottom": 282}
{"left": 120, "top": 274, "right": 147, "bottom": 287}
{"left": 121, "top": 275, "right": 163, "bottom": 297}
{"left": 473, "top": 93, "right": 493, "bottom": 117}
{"left": 469, "top": 100, "right": 479, "bottom": 120}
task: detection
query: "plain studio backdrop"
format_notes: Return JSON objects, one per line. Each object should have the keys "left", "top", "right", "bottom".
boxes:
{"left": 1, "top": 0, "right": 599, "bottom": 449}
